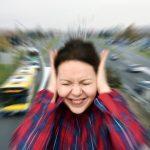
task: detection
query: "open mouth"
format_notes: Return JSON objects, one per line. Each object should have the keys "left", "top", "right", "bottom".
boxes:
{"left": 67, "top": 98, "right": 87, "bottom": 106}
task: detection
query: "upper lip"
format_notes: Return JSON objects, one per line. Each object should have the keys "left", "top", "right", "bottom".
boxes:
{"left": 68, "top": 98, "right": 87, "bottom": 100}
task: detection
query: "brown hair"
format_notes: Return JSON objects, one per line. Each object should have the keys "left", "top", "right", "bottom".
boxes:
{"left": 55, "top": 39, "right": 100, "bottom": 74}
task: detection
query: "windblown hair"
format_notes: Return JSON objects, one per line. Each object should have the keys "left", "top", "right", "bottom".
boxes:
{"left": 54, "top": 39, "right": 100, "bottom": 74}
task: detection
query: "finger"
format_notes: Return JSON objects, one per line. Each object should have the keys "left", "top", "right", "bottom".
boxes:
{"left": 53, "top": 49, "right": 58, "bottom": 60}
{"left": 49, "top": 51, "right": 53, "bottom": 62}
{"left": 100, "top": 49, "right": 109, "bottom": 61}
{"left": 49, "top": 51, "right": 55, "bottom": 67}
{"left": 100, "top": 49, "right": 109, "bottom": 56}
{"left": 98, "top": 50, "right": 109, "bottom": 69}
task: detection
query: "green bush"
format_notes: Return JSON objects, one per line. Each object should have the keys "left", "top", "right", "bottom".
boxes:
{"left": 0, "top": 54, "right": 21, "bottom": 85}
{"left": 107, "top": 67, "right": 122, "bottom": 89}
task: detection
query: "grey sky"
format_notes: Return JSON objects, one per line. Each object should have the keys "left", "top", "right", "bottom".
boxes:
{"left": 0, "top": 0, "right": 150, "bottom": 31}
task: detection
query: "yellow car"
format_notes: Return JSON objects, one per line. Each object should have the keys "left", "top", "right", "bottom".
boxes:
{"left": 0, "top": 73, "right": 35, "bottom": 115}
{"left": 14, "top": 66, "right": 37, "bottom": 75}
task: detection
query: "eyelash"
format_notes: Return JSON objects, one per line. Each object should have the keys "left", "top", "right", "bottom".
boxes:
{"left": 82, "top": 83, "right": 91, "bottom": 85}
{"left": 62, "top": 83, "right": 70, "bottom": 86}
{"left": 61, "top": 83, "right": 91, "bottom": 86}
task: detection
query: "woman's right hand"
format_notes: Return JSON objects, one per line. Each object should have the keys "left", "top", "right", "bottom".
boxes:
{"left": 47, "top": 50, "right": 57, "bottom": 103}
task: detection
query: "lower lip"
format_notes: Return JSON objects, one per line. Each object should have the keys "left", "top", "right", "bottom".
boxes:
{"left": 68, "top": 98, "right": 87, "bottom": 106}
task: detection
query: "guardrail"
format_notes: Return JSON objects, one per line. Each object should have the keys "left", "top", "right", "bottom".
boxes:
{"left": 37, "top": 51, "right": 50, "bottom": 91}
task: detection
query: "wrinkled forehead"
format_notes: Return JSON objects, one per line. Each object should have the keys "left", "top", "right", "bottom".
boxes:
{"left": 57, "top": 60, "right": 96, "bottom": 80}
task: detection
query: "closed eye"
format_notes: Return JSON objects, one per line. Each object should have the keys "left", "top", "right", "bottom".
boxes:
{"left": 82, "top": 83, "right": 91, "bottom": 85}
{"left": 61, "top": 83, "right": 71, "bottom": 86}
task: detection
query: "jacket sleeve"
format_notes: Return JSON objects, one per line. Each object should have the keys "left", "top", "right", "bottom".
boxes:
{"left": 10, "top": 89, "right": 57, "bottom": 150}
{"left": 98, "top": 89, "right": 149, "bottom": 150}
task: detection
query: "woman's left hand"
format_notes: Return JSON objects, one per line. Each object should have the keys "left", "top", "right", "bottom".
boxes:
{"left": 97, "top": 49, "right": 111, "bottom": 94}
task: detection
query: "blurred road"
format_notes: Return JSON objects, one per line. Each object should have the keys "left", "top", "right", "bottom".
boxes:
{"left": 0, "top": 115, "right": 24, "bottom": 149}
{"left": 94, "top": 38, "right": 150, "bottom": 95}
{"left": 0, "top": 36, "right": 63, "bottom": 149}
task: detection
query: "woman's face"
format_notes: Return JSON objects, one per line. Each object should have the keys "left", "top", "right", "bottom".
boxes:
{"left": 57, "top": 60, "right": 97, "bottom": 114}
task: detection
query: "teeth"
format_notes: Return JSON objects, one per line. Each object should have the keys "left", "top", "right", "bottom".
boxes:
{"left": 68, "top": 98, "right": 87, "bottom": 105}
{"left": 71, "top": 100, "right": 83, "bottom": 104}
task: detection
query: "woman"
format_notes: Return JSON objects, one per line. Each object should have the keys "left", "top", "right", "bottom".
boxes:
{"left": 10, "top": 39, "right": 148, "bottom": 150}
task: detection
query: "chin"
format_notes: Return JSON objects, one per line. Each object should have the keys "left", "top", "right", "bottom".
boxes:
{"left": 69, "top": 107, "right": 86, "bottom": 114}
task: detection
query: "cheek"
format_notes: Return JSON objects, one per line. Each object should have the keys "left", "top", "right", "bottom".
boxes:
{"left": 57, "top": 85, "right": 71, "bottom": 97}
{"left": 84, "top": 84, "right": 97, "bottom": 97}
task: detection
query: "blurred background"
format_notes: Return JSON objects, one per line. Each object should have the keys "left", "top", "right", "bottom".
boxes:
{"left": 0, "top": 0, "right": 150, "bottom": 149}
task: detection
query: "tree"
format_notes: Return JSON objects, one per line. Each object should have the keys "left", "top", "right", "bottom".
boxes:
{"left": 9, "top": 35, "right": 22, "bottom": 46}
{"left": 116, "top": 25, "right": 141, "bottom": 43}
{"left": 0, "top": 36, "right": 11, "bottom": 52}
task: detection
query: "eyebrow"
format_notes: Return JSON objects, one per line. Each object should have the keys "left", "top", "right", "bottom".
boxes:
{"left": 59, "top": 79, "right": 93, "bottom": 82}
{"left": 59, "top": 79, "right": 72, "bottom": 83}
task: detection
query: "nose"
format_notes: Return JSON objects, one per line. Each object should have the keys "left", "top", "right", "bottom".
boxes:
{"left": 71, "top": 84, "right": 82, "bottom": 96}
